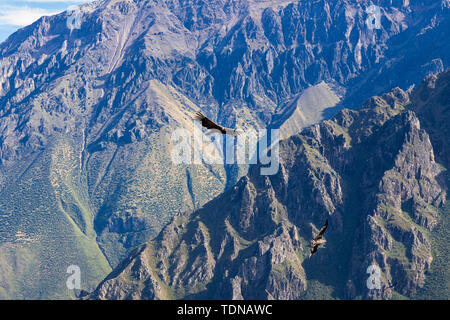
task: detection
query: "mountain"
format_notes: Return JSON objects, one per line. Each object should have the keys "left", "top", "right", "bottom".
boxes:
{"left": 0, "top": 0, "right": 449, "bottom": 298}
{"left": 90, "top": 70, "right": 449, "bottom": 300}
{"left": 270, "top": 81, "right": 343, "bottom": 139}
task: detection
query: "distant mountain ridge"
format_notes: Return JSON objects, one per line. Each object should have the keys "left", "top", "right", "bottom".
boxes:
{"left": 0, "top": 0, "right": 449, "bottom": 298}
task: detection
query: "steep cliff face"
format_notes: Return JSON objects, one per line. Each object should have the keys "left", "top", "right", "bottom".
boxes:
{"left": 90, "top": 71, "right": 449, "bottom": 300}
{"left": 0, "top": 0, "right": 449, "bottom": 299}
{"left": 409, "top": 70, "right": 450, "bottom": 167}
{"left": 342, "top": 104, "right": 445, "bottom": 299}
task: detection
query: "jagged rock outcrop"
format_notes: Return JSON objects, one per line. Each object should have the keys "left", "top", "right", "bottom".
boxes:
{"left": 409, "top": 70, "right": 450, "bottom": 168}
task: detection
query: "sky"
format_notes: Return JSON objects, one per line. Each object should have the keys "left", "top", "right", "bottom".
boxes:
{"left": 0, "top": 0, "right": 95, "bottom": 43}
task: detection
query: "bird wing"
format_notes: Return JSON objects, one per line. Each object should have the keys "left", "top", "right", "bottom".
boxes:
{"left": 309, "top": 244, "right": 318, "bottom": 257}
{"left": 194, "top": 112, "right": 225, "bottom": 132}
{"left": 314, "top": 219, "right": 328, "bottom": 240}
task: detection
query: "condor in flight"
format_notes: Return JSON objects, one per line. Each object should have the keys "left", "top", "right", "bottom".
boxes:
{"left": 309, "top": 219, "right": 328, "bottom": 258}
{"left": 194, "top": 112, "right": 241, "bottom": 136}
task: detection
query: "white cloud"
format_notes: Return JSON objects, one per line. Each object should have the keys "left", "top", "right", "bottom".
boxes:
{"left": 0, "top": 6, "right": 61, "bottom": 26}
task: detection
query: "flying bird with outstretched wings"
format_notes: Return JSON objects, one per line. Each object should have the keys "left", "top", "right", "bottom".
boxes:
{"left": 309, "top": 219, "right": 328, "bottom": 258}
{"left": 194, "top": 112, "right": 241, "bottom": 136}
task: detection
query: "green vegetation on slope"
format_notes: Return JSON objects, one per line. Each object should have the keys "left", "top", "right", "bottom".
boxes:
{"left": 0, "top": 136, "right": 111, "bottom": 299}
{"left": 413, "top": 172, "right": 450, "bottom": 299}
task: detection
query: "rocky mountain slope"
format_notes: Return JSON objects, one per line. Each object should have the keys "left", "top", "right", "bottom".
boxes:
{"left": 90, "top": 70, "right": 449, "bottom": 300}
{"left": 0, "top": 0, "right": 449, "bottom": 298}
